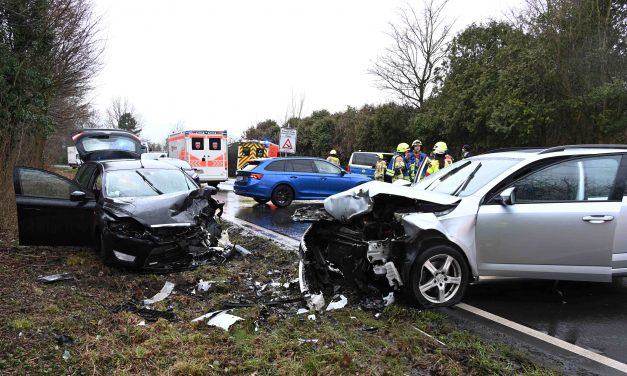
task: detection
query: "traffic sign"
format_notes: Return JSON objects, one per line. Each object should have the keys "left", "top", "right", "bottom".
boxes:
{"left": 279, "top": 128, "right": 297, "bottom": 154}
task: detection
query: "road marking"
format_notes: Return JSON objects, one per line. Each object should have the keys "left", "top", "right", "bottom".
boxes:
{"left": 456, "top": 302, "right": 627, "bottom": 374}
{"left": 221, "top": 214, "right": 301, "bottom": 250}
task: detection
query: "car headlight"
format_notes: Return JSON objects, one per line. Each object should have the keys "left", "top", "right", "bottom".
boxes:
{"left": 434, "top": 207, "right": 456, "bottom": 217}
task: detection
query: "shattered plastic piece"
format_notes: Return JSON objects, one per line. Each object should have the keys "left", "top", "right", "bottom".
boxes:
{"left": 296, "top": 308, "right": 308, "bottom": 315}
{"left": 307, "top": 314, "right": 316, "bottom": 321}
{"left": 37, "top": 273, "right": 73, "bottom": 284}
{"left": 137, "top": 321, "right": 146, "bottom": 326}
{"left": 192, "top": 310, "right": 243, "bottom": 330}
{"left": 144, "top": 281, "right": 175, "bottom": 305}
{"left": 326, "top": 295, "right": 348, "bottom": 311}
{"left": 234, "top": 245, "right": 250, "bottom": 256}
{"left": 383, "top": 292, "right": 395, "bottom": 306}
{"left": 308, "top": 293, "right": 325, "bottom": 311}
{"left": 110, "top": 300, "right": 177, "bottom": 322}
{"left": 62, "top": 350, "right": 71, "bottom": 361}
{"left": 197, "top": 280, "right": 212, "bottom": 292}
{"left": 298, "top": 338, "right": 319, "bottom": 345}
{"left": 374, "top": 313, "right": 382, "bottom": 319}
{"left": 361, "top": 326, "right": 378, "bottom": 332}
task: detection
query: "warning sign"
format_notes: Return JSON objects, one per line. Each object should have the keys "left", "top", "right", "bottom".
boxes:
{"left": 279, "top": 128, "right": 297, "bottom": 154}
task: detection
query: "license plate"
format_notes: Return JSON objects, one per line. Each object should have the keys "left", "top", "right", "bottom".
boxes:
{"left": 236, "top": 175, "right": 244, "bottom": 181}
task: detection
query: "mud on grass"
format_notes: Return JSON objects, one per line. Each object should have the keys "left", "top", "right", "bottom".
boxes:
{"left": 0, "top": 226, "right": 556, "bottom": 375}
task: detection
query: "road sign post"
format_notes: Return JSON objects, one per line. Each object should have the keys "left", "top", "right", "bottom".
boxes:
{"left": 279, "top": 128, "right": 297, "bottom": 154}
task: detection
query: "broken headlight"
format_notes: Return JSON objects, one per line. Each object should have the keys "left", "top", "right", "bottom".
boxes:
{"left": 108, "top": 218, "right": 148, "bottom": 238}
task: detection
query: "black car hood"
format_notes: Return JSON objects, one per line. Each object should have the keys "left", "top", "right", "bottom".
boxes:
{"left": 102, "top": 189, "right": 210, "bottom": 227}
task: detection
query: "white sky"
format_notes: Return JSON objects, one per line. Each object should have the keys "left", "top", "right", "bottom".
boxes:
{"left": 91, "top": 0, "right": 522, "bottom": 143}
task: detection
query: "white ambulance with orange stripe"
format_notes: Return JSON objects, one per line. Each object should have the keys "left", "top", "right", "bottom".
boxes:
{"left": 167, "top": 130, "right": 228, "bottom": 186}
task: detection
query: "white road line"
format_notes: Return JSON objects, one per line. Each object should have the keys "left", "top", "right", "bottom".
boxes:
{"left": 456, "top": 303, "right": 627, "bottom": 374}
{"left": 221, "top": 214, "right": 301, "bottom": 250}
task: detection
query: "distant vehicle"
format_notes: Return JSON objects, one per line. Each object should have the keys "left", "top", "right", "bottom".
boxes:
{"left": 67, "top": 146, "right": 82, "bottom": 168}
{"left": 14, "top": 128, "right": 220, "bottom": 269}
{"left": 348, "top": 151, "right": 394, "bottom": 179}
{"left": 167, "top": 130, "right": 228, "bottom": 187}
{"left": 141, "top": 152, "right": 167, "bottom": 160}
{"left": 158, "top": 157, "right": 201, "bottom": 185}
{"left": 237, "top": 140, "right": 279, "bottom": 169}
{"left": 234, "top": 157, "right": 372, "bottom": 207}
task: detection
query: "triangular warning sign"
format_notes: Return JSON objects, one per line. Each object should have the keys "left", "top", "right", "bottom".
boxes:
{"left": 282, "top": 139, "right": 293, "bottom": 149}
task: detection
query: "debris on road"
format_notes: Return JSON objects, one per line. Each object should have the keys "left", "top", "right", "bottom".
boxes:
{"left": 109, "top": 299, "right": 177, "bottom": 322}
{"left": 326, "top": 294, "right": 348, "bottom": 311}
{"left": 37, "top": 273, "right": 74, "bottom": 284}
{"left": 143, "top": 281, "right": 175, "bottom": 305}
{"left": 192, "top": 310, "right": 243, "bottom": 330}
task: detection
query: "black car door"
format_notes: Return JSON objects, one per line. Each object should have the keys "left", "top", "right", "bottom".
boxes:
{"left": 14, "top": 167, "right": 96, "bottom": 246}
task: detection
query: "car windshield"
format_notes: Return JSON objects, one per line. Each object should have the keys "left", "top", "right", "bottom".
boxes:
{"left": 414, "top": 157, "right": 522, "bottom": 196}
{"left": 105, "top": 169, "right": 196, "bottom": 198}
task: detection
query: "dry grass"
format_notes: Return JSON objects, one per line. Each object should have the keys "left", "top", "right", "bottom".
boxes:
{"left": 0, "top": 226, "right": 557, "bottom": 375}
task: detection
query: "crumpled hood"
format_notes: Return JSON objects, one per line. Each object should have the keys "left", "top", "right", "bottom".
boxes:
{"left": 323, "top": 181, "right": 460, "bottom": 222}
{"left": 102, "top": 189, "right": 209, "bottom": 227}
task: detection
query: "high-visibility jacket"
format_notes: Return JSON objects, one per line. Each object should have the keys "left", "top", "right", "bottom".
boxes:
{"left": 427, "top": 157, "right": 452, "bottom": 175}
{"left": 326, "top": 156, "right": 340, "bottom": 166}
{"left": 374, "top": 160, "right": 387, "bottom": 181}
{"left": 387, "top": 154, "right": 411, "bottom": 182}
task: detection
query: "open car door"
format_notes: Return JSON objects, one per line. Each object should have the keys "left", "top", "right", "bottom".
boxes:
{"left": 14, "top": 167, "right": 96, "bottom": 246}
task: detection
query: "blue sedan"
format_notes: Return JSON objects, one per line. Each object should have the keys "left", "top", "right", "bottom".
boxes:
{"left": 234, "top": 157, "right": 372, "bottom": 207}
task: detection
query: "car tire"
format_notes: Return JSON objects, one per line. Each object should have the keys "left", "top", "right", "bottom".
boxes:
{"left": 254, "top": 198, "right": 270, "bottom": 204}
{"left": 271, "top": 184, "right": 294, "bottom": 207}
{"left": 408, "top": 244, "right": 469, "bottom": 308}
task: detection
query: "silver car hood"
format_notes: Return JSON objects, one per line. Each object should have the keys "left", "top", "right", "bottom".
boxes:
{"left": 323, "top": 181, "right": 460, "bottom": 222}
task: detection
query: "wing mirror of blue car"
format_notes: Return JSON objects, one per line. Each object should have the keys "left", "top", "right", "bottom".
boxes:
{"left": 498, "top": 187, "right": 516, "bottom": 205}
{"left": 70, "top": 191, "right": 87, "bottom": 202}
{"left": 201, "top": 186, "right": 218, "bottom": 198}
{"left": 340, "top": 170, "right": 347, "bottom": 176}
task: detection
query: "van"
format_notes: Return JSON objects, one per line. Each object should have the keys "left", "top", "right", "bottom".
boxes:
{"left": 347, "top": 151, "right": 394, "bottom": 180}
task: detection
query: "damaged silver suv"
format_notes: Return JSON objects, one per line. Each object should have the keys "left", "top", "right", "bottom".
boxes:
{"left": 298, "top": 145, "right": 627, "bottom": 308}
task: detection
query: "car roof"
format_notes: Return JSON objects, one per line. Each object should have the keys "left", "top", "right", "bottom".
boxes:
{"left": 252, "top": 157, "right": 329, "bottom": 163}
{"left": 479, "top": 145, "right": 627, "bottom": 160}
{"left": 94, "top": 159, "right": 180, "bottom": 171}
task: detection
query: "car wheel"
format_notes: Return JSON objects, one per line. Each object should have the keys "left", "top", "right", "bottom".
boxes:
{"left": 271, "top": 184, "right": 294, "bottom": 207}
{"left": 254, "top": 198, "right": 270, "bottom": 204}
{"left": 99, "top": 232, "right": 115, "bottom": 266}
{"left": 408, "top": 244, "right": 469, "bottom": 308}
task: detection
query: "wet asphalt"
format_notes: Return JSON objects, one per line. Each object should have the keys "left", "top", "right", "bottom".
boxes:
{"left": 215, "top": 181, "right": 627, "bottom": 367}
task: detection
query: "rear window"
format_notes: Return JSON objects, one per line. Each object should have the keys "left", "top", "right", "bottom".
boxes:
{"left": 351, "top": 152, "right": 378, "bottom": 167}
{"left": 265, "top": 160, "right": 286, "bottom": 171}
{"left": 81, "top": 135, "right": 139, "bottom": 153}
{"left": 242, "top": 161, "right": 261, "bottom": 171}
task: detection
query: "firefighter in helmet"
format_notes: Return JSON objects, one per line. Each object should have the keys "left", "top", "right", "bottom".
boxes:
{"left": 374, "top": 153, "right": 387, "bottom": 182}
{"left": 411, "top": 139, "right": 429, "bottom": 180}
{"left": 387, "top": 142, "right": 412, "bottom": 182}
{"left": 427, "top": 141, "right": 452, "bottom": 175}
{"left": 326, "top": 149, "right": 340, "bottom": 166}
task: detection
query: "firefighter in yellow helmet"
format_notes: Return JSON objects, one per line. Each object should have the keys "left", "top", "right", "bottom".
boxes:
{"left": 374, "top": 153, "right": 387, "bottom": 181}
{"left": 326, "top": 149, "right": 340, "bottom": 166}
{"left": 386, "top": 143, "right": 411, "bottom": 182}
{"left": 427, "top": 141, "right": 453, "bottom": 175}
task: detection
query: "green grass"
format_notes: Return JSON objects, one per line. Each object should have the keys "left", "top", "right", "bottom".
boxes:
{"left": 0, "top": 226, "right": 559, "bottom": 375}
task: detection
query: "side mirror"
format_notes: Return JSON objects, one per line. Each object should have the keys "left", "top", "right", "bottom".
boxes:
{"left": 340, "top": 170, "right": 346, "bottom": 176}
{"left": 498, "top": 187, "right": 516, "bottom": 205}
{"left": 70, "top": 191, "right": 87, "bottom": 202}
{"left": 201, "top": 186, "right": 218, "bottom": 198}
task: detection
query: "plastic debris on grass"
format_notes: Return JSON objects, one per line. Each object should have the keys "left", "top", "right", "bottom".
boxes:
{"left": 37, "top": 273, "right": 74, "bottom": 284}
{"left": 192, "top": 310, "right": 243, "bottom": 330}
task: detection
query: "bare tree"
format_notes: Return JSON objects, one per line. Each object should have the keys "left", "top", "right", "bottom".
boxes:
{"left": 282, "top": 91, "right": 306, "bottom": 127}
{"left": 370, "top": 0, "right": 453, "bottom": 108}
{"left": 105, "top": 97, "right": 142, "bottom": 132}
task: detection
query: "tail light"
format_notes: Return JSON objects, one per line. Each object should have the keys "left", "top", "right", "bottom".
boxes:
{"left": 250, "top": 173, "right": 264, "bottom": 180}
{"left": 347, "top": 165, "right": 351, "bottom": 172}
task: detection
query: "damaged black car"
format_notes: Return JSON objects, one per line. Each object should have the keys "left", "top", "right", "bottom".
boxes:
{"left": 13, "top": 129, "right": 223, "bottom": 268}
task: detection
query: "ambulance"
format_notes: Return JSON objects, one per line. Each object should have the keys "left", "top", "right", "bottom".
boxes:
{"left": 237, "top": 140, "right": 279, "bottom": 169}
{"left": 167, "top": 130, "right": 228, "bottom": 186}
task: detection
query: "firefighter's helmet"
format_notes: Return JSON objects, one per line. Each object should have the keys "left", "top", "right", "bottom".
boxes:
{"left": 411, "top": 139, "right": 422, "bottom": 146}
{"left": 329, "top": 149, "right": 337, "bottom": 155}
{"left": 396, "top": 143, "right": 410, "bottom": 153}
{"left": 433, "top": 141, "right": 448, "bottom": 154}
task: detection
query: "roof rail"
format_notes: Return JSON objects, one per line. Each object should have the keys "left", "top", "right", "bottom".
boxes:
{"left": 482, "top": 147, "right": 545, "bottom": 154}
{"left": 539, "top": 144, "right": 627, "bottom": 154}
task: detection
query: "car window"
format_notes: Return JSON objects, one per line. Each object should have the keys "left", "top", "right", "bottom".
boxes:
{"left": 287, "top": 160, "right": 315, "bottom": 173}
{"left": 81, "top": 136, "right": 138, "bottom": 152}
{"left": 514, "top": 156, "right": 620, "bottom": 203}
{"left": 242, "top": 161, "right": 261, "bottom": 171}
{"left": 351, "top": 153, "right": 378, "bottom": 167}
{"left": 18, "top": 169, "right": 81, "bottom": 199}
{"left": 314, "top": 160, "right": 341, "bottom": 174}
{"left": 75, "top": 164, "right": 96, "bottom": 187}
{"left": 105, "top": 169, "right": 196, "bottom": 198}
{"left": 265, "top": 160, "right": 285, "bottom": 172}
{"left": 255, "top": 148, "right": 265, "bottom": 157}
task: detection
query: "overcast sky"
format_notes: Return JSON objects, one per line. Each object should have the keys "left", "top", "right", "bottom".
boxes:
{"left": 91, "top": 0, "right": 522, "bottom": 143}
